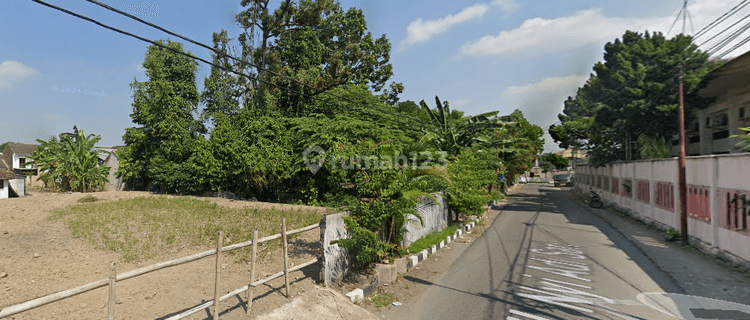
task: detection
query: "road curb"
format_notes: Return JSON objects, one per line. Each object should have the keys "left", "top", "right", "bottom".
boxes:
{"left": 345, "top": 197, "right": 512, "bottom": 303}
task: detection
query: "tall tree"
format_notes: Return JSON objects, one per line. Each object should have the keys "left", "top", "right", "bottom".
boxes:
{"left": 117, "top": 40, "right": 205, "bottom": 193}
{"left": 552, "top": 31, "right": 719, "bottom": 166}
{"left": 236, "top": 0, "right": 394, "bottom": 116}
{"left": 499, "top": 110, "right": 544, "bottom": 181}
{"left": 201, "top": 30, "right": 242, "bottom": 127}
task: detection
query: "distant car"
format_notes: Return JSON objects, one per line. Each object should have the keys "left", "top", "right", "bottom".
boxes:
{"left": 553, "top": 173, "right": 573, "bottom": 187}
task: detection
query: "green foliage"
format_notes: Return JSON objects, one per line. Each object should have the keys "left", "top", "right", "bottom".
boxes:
{"left": 236, "top": 0, "right": 393, "bottom": 115}
{"left": 445, "top": 148, "right": 495, "bottom": 217}
{"left": 334, "top": 217, "right": 392, "bottom": 269}
{"left": 540, "top": 153, "right": 570, "bottom": 170}
{"left": 28, "top": 126, "right": 110, "bottom": 192}
{"left": 118, "top": 40, "right": 205, "bottom": 193}
{"left": 497, "top": 110, "right": 544, "bottom": 182}
{"left": 408, "top": 226, "right": 460, "bottom": 253}
{"left": 731, "top": 127, "right": 750, "bottom": 151}
{"left": 637, "top": 134, "right": 672, "bottom": 159}
{"left": 553, "top": 31, "right": 720, "bottom": 167}
{"left": 366, "top": 289, "right": 397, "bottom": 308}
{"left": 420, "top": 96, "right": 506, "bottom": 155}
{"left": 664, "top": 228, "right": 679, "bottom": 242}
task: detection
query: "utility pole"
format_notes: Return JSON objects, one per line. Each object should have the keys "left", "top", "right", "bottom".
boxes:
{"left": 678, "top": 0, "right": 689, "bottom": 243}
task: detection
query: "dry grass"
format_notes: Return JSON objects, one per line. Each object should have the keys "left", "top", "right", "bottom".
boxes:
{"left": 50, "top": 196, "right": 321, "bottom": 262}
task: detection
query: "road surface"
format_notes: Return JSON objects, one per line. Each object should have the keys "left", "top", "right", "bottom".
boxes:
{"left": 387, "top": 184, "right": 690, "bottom": 320}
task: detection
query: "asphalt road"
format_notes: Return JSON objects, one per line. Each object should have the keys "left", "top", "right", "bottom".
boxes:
{"left": 394, "top": 184, "right": 685, "bottom": 320}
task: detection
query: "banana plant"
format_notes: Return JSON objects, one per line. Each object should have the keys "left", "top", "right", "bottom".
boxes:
{"left": 419, "top": 96, "right": 512, "bottom": 155}
{"left": 28, "top": 126, "right": 110, "bottom": 192}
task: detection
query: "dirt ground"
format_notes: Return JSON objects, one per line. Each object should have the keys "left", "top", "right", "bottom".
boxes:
{"left": 0, "top": 189, "right": 335, "bottom": 320}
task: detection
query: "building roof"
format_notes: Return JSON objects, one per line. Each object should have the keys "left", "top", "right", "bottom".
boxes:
{"left": 4, "top": 143, "right": 40, "bottom": 156}
{"left": 555, "top": 148, "right": 588, "bottom": 159}
{"left": 698, "top": 50, "right": 750, "bottom": 100}
{"left": 0, "top": 158, "right": 13, "bottom": 180}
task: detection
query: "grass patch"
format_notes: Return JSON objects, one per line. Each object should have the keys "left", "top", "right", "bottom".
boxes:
{"left": 50, "top": 196, "right": 322, "bottom": 263}
{"left": 407, "top": 225, "right": 460, "bottom": 254}
{"left": 77, "top": 195, "right": 99, "bottom": 203}
{"left": 366, "top": 289, "right": 396, "bottom": 308}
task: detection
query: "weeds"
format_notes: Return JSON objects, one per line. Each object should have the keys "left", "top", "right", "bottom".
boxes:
{"left": 366, "top": 289, "right": 396, "bottom": 308}
{"left": 408, "top": 226, "right": 460, "bottom": 253}
{"left": 77, "top": 195, "right": 99, "bottom": 203}
{"left": 50, "top": 196, "right": 321, "bottom": 262}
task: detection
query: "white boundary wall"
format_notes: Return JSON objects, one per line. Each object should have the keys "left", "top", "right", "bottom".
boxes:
{"left": 575, "top": 153, "right": 750, "bottom": 266}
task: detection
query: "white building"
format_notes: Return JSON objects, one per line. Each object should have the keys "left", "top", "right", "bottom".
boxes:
{"left": 674, "top": 50, "right": 750, "bottom": 155}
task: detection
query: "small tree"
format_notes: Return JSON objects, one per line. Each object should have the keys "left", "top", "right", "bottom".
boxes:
{"left": 28, "top": 126, "right": 110, "bottom": 192}
{"left": 540, "top": 153, "right": 570, "bottom": 171}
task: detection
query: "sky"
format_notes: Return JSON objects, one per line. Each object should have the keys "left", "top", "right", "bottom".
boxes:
{"left": 2, "top": 0, "right": 750, "bottom": 152}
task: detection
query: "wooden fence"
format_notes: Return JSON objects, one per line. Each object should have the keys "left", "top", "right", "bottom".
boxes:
{"left": 0, "top": 219, "right": 321, "bottom": 319}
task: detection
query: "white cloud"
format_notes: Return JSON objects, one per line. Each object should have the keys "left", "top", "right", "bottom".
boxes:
{"left": 401, "top": 3, "right": 490, "bottom": 48}
{"left": 500, "top": 74, "right": 589, "bottom": 152}
{"left": 494, "top": 0, "right": 519, "bottom": 15}
{"left": 0, "top": 61, "right": 40, "bottom": 90}
{"left": 457, "top": 0, "right": 750, "bottom": 59}
{"left": 457, "top": 9, "right": 662, "bottom": 58}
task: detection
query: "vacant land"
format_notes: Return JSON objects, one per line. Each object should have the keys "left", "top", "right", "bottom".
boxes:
{"left": 0, "top": 190, "right": 333, "bottom": 319}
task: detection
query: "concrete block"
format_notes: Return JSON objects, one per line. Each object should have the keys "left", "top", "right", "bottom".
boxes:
{"left": 320, "top": 212, "right": 350, "bottom": 287}
{"left": 408, "top": 255, "right": 419, "bottom": 268}
{"left": 394, "top": 257, "right": 408, "bottom": 274}
{"left": 361, "top": 284, "right": 376, "bottom": 297}
{"left": 346, "top": 289, "right": 364, "bottom": 303}
{"left": 374, "top": 263, "right": 398, "bottom": 284}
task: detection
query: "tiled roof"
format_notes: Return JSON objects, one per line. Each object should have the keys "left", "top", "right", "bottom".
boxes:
{"left": 0, "top": 158, "right": 13, "bottom": 180}
{"left": 5, "top": 143, "right": 40, "bottom": 155}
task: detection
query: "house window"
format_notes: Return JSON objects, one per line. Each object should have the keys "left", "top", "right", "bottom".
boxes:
{"left": 705, "top": 117, "right": 710, "bottom": 127}
{"left": 0, "top": 181, "right": 4, "bottom": 189}
{"left": 19, "top": 157, "right": 26, "bottom": 167}
{"left": 741, "top": 107, "right": 746, "bottom": 119}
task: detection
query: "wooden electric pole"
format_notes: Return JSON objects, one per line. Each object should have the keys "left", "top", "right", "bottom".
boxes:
{"left": 678, "top": 0, "right": 689, "bottom": 243}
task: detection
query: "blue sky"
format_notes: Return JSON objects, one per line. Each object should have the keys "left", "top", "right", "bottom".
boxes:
{"left": 1, "top": 0, "right": 747, "bottom": 152}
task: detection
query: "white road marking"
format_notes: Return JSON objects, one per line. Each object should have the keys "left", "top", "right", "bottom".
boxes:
{"left": 526, "top": 265, "right": 591, "bottom": 282}
{"left": 540, "top": 278, "right": 592, "bottom": 289}
{"left": 509, "top": 309, "right": 553, "bottom": 320}
{"left": 517, "top": 285, "right": 595, "bottom": 313}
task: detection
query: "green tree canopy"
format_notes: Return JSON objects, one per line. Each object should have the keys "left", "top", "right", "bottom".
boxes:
{"left": 117, "top": 40, "right": 206, "bottom": 193}
{"left": 552, "top": 31, "right": 720, "bottom": 166}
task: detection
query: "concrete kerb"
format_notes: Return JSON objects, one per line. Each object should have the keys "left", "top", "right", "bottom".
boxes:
{"left": 345, "top": 198, "right": 510, "bottom": 303}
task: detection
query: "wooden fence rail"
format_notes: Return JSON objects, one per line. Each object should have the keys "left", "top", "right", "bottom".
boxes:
{"left": 0, "top": 222, "right": 321, "bottom": 319}
{"left": 165, "top": 257, "right": 321, "bottom": 320}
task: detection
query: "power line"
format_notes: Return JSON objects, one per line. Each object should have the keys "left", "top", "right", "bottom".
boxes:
{"left": 83, "top": 0, "right": 431, "bottom": 128}
{"left": 30, "top": 0, "right": 426, "bottom": 131}
{"left": 697, "top": 13, "right": 750, "bottom": 48}
{"left": 693, "top": 0, "right": 750, "bottom": 39}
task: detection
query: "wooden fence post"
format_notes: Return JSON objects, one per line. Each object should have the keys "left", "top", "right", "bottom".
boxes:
{"left": 282, "top": 218, "right": 290, "bottom": 297}
{"left": 213, "top": 231, "right": 223, "bottom": 320}
{"left": 107, "top": 262, "right": 116, "bottom": 320}
{"left": 246, "top": 229, "right": 258, "bottom": 316}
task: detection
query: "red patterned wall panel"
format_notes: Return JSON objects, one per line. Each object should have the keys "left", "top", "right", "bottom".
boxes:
{"left": 612, "top": 178, "right": 619, "bottom": 194}
{"left": 655, "top": 182, "right": 674, "bottom": 212}
{"left": 637, "top": 180, "right": 650, "bottom": 203}
{"left": 717, "top": 188, "right": 750, "bottom": 234}
{"left": 687, "top": 185, "right": 710, "bottom": 223}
